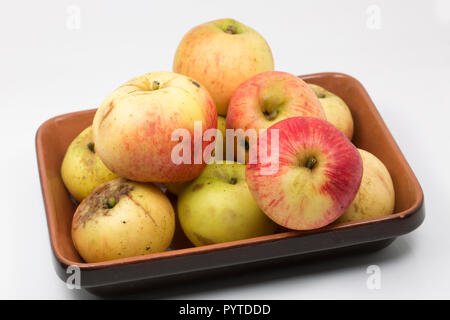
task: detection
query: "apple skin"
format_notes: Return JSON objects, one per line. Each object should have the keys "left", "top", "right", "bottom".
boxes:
{"left": 72, "top": 178, "right": 175, "bottom": 263}
{"left": 178, "top": 162, "right": 277, "bottom": 246}
{"left": 173, "top": 18, "right": 274, "bottom": 115}
{"left": 337, "top": 149, "right": 395, "bottom": 223}
{"left": 246, "top": 117, "right": 363, "bottom": 230}
{"left": 61, "top": 126, "right": 118, "bottom": 202}
{"left": 309, "top": 83, "right": 354, "bottom": 140}
{"left": 92, "top": 71, "right": 217, "bottom": 183}
{"left": 164, "top": 115, "right": 227, "bottom": 195}
{"left": 226, "top": 71, "right": 326, "bottom": 136}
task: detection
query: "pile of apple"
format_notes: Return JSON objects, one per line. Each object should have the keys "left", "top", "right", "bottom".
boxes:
{"left": 61, "top": 19, "right": 395, "bottom": 263}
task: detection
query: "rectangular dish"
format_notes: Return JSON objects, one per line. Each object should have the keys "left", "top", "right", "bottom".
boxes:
{"left": 36, "top": 72, "right": 425, "bottom": 296}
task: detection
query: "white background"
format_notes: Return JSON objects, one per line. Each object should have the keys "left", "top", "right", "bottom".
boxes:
{"left": 1, "top": 0, "right": 449, "bottom": 299}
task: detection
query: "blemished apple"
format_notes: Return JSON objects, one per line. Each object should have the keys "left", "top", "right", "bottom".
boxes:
{"left": 173, "top": 18, "right": 274, "bottom": 115}
{"left": 308, "top": 83, "right": 354, "bottom": 140}
{"left": 61, "top": 126, "right": 118, "bottom": 202}
{"left": 178, "top": 162, "right": 277, "bottom": 246}
{"left": 72, "top": 178, "right": 175, "bottom": 263}
{"left": 246, "top": 117, "right": 363, "bottom": 230}
{"left": 92, "top": 71, "right": 217, "bottom": 183}
{"left": 226, "top": 71, "right": 326, "bottom": 137}
{"left": 337, "top": 149, "right": 395, "bottom": 223}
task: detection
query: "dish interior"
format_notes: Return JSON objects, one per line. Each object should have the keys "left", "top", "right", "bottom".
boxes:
{"left": 36, "top": 73, "right": 421, "bottom": 267}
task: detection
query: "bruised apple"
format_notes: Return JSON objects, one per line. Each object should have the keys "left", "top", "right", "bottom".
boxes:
{"left": 309, "top": 83, "right": 354, "bottom": 140}
{"left": 337, "top": 149, "right": 395, "bottom": 223}
{"left": 92, "top": 71, "right": 217, "bottom": 183}
{"left": 246, "top": 117, "right": 363, "bottom": 230}
{"left": 72, "top": 178, "right": 175, "bottom": 262}
{"left": 174, "top": 18, "right": 274, "bottom": 115}
{"left": 178, "top": 162, "right": 277, "bottom": 246}
{"left": 61, "top": 126, "right": 118, "bottom": 202}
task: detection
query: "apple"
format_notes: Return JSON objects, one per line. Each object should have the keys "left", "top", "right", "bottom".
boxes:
{"left": 337, "top": 149, "right": 395, "bottom": 223}
{"left": 61, "top": 126, "right": 118, "bottom": 202}
{"left": 178, "top": 162, "right": 277, "bottom": 246}
{"left": 72, "top": 178, "right": 175, "bottom": 262}
{"left": 246, "top": 117, "right": 363, "bottom": 230}
{"left": 92, "top": 71, "right": 217, "bottom": 183}
{"left": 308, "top": 83, "right": 354, "bottom": 140}
{"left": 173, "top": 18, "right": 274, "bottom": 115}
{"left": 164, "top": 115, "right": 227, "bottom": 195}
{"left": 226, "top": 71, "right": 326, "bottom": 138}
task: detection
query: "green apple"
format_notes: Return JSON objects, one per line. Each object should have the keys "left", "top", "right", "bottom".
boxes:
{"left": 61, "top": 126, "right": 118, "bottom": 202}
{"left": 308, "top": 83, "right": 354, "bottom": 140}
{"left": 178, "top": 162, "right": 277, "bottom": 246}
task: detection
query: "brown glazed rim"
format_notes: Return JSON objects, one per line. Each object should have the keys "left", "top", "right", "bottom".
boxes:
{"left": 36, "top": 72, "right": 424, "bottom": 271}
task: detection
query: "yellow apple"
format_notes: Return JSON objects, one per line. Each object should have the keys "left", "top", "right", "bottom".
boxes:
{"left": 337, "top": 149, "right": 395, "bottom": 223}
{"left": 178, "top": 162, "right": 277, "bottom": 246}
{"left": 308, "top": 83, "right": 354, "bottom": 140}
{"left": 173, "top": 18, "right": 274, "bottom": 115}
{"left": 72, "top": 178, "right": 175, "bottom": 262}
{"left": 92, "top": 71, "right": 217, "bottom": 183}
{"left": 61, "top": 126, "right": 118, "bottom": 202}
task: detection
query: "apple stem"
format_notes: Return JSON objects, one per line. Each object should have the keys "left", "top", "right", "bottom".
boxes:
{"left": 263, "top": 110, "right": 278, "bottom": 120}
{"left": 87, "top": 142, "right": 95, "bottom": 153}
{"left": 305, "top": 157, "right": 317, "bottom": 170}
{"left": 152, "top": 81, "right": 160, "bottom": 90}
{"left": 229, "top": 177, "right": 238, "bottom": 185}
{"left": 225, "top": 25, "right": 237, "bottom": 34}
{"left": 106, "top": 197, "right": 116, "bottom": 209}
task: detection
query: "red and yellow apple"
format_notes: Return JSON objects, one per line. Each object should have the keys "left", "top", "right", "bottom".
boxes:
{"left": 246, "top": 117, "right": 363, "bottom": 230}
{"left": 92, "top": 71, "right": 217, "bottom": 183}
{"left": 309, "top": 83, "right": 354, "bottom": 140}
{"left": 226, "top": 71, "right": 326, "bottom": 135}
{"left": 337, "top": 149, "right": 395, "bottom": 223}
{"left": 72, "top": 178, "right": 175, "bottom": 262}
{"left": 173, "top": 18, "right": 274, "bottom": 115}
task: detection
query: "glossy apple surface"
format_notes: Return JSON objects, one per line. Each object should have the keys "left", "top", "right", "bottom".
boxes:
{"left": 246, "top": 117, "right": 363, "bottom": 230}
